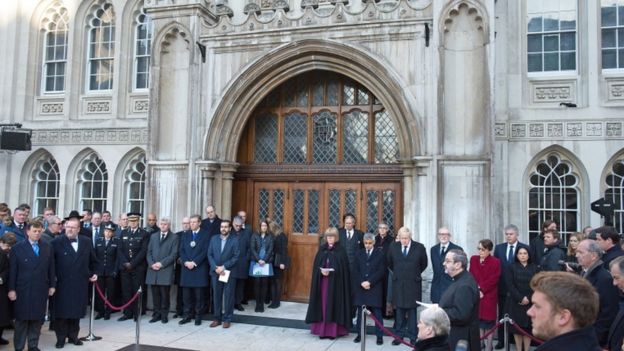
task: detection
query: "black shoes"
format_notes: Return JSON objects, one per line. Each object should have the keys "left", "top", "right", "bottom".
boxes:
{"left": 353, "top": 336, "right": 361, "bottom": 343}
{"left": 234, "top": 304, "right": 244, "bottom": 311}
{"left": 376, "top": 337, "right": 383, "bottom": 345}
{"left": 267, "top": 303, "right": 280, "bottom": 309}
{"left": 55, "top": 341, "right": 64, "bottom": 349}
{"left": 149, "top": 316, "right": 161, "bottom": 323}
{"left": 255, "top": 305, "right": 264, "bottom": 312}
{"left": 117, "top": 315, "right": 132, "bottom": 321}
{"left": 0, "top": 338, "right": 8, "bottom": 345}
{"left": 194, "top": 318, "right": 202, "bottom": 326}
{"left": 494, "top": 343, "right": 504, "bottom": 350}
{"left": 161, "top": 316, "right": 168, "bottom": 324}
{"left": 392, "top": 339, "right": 402, "bottom": 346}
{"left": 95, "top": 313, "right": 104, "bottom": 320}
{"left": 179, "top": 318, "right": 191, "bottom": 325}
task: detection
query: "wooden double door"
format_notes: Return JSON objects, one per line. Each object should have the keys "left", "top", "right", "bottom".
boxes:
{"left": 249, "top": 181, "right": 401, "bottom": 302}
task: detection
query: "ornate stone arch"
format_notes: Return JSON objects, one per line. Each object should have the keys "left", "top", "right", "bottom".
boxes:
{"left": 203, "top": 39, "right": 421, "bottom": 163}
{"left": 151, "top": 23, "right": 192, "bottom": 66}
{"left": 439, "top": 0, "right": 489, "bottom": 47}
{"left": 19, "top": 148, "right": 60, "bottom": 212}
{"left": 114, "top": 147, "right": 147, "bottom": 214}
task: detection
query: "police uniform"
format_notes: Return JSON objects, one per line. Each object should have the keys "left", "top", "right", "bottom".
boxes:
{"left": 118, "top": 214, "right": 149, "bottom": 320}
{"left": 94, "top": 226, "right": 120, "bottom": 319}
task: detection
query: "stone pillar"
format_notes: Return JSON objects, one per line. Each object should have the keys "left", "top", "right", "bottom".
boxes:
{"left": 197, "top": 163, "right": 218, "bottom": 215}
{"left": 219, "top": 163, "right": 238, "bottom": 220}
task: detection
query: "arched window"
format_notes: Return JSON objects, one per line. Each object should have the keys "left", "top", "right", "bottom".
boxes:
{"left": 528, "top": 153, "right": 580, "bottom": 244}
{"left": 32, "top": 157, "right": 60, "bottom": 216}
{"left": 605, "top": 155, "right": 624, "bottom": 234}
{"left": 87, "top": 2, "right": 115, "bottom": 91}
{"left": 133, "top": 6, "right": 153, "bottom": 90}
{"left": 124, "top": 153, "right": 146, "bottom": 214}
{"left": 78, "top": 154, "right": 108, "bottom": 212}
{"left": 41, "top": 3, "right": 69, "bottom": 93}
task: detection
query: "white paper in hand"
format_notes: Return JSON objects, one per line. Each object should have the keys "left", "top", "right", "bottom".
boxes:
{"left": 219, "top": 269, "right": 230, "bottom": 283}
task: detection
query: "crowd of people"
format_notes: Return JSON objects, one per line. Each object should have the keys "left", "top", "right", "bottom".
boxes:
{"left": 1, "top": 201, "right": 624, "bottom": 351}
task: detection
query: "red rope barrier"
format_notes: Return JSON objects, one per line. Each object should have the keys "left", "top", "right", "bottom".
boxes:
{"left": 367, "top": 308, "right": 417, "bottom": 349}
{"left": 479, "top": 321, "right": 503, "bottom": 341}
{"left": 511, "top": 322, "right": 544, "bottom": 345}
{"left": 94, "top": 282, "right": 141, "bottom": 311}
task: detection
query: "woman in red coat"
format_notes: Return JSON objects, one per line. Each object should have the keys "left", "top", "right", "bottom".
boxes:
{"left": 469, "top": 239, "right": 501, "bottom": 351}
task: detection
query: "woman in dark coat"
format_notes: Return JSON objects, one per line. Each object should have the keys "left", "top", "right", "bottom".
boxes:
{"left": 305, "top": 227, "right": 351, "bottom": 339}
{"left": 504, "top": 246, "right": 537, "bottom": 351}
{"left": 250, "top": 219, "right": 274, "bottom": 312}
{"left": 469, "top": 239, "right": 501, "bottom": 351}
{"left": 268, "top": 220, "right": 288, "bottom": 308}
{"left": 0, "top": 233, "right": 17, "bottom": 345}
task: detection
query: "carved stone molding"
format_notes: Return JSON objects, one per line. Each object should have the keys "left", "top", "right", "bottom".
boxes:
{"left": 37, "top": 98, "right": 65, "bottom": 115}
{"left": 130, "top": 96, "right": 150, "bottom": 114}
{"left": 82, "top": 97, "right": 112, "bottom": 115}
{"left": 494, "top": 123, "right": 506, "bottom": 137}
{"left": 495, "top": 121, "right": 624, "bottom": 140}
{"left": 31, "top": 128, "right": 149, "bottom": 145}
{"left": 604, "top": 76, "right": 624, "bottom": 105}
{"left": 529, "top": 80, "right": 576, "bottom": 105}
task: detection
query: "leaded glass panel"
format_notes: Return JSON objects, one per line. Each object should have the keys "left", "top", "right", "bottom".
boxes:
{"left": 343, "top": 83, "right": 355, "bottom": 105}
{"left": 375, "top": 110, "right": 399, "bottom": 163}
{"left": 312, "top": 111, "right": 337, "bottom": 164}
{"left": 605, "top": 157, "right": 624, "bottom": 234}
{"left": 329, "top": 190, "right": 341, "bottom": 227}
{"left": 343, "top": 110, "right": 369, "bottom": 164}
{"left": 366, "top": 191, "right": 378, "bottom": 234}
{"left": 296, "top": 84, "right": 309, "bottom": 107}
{"left": 382, "top": 190, "right": 395, "bottom": 232}
{"left": 312, "top": 81, "right": 324, "bottom": 106}
{"left": 258, "top": 189, "right": 269, "bottom": 220}
{"left": 345, "top": 190, "right": 357, "bottom": 216}
{"left": 78, "top": 154, "right": 108, "bottom": 213}
{"left": 308, "top": 190, "right": 320, "bottom": 234}
{"left": 283, "top": 79, "right": 296, "bottom": 107}
{"left": 32, "top": 157, "right": 60, "bottom": 216}
{"left": 358, "top": 89, "right": 370, "bottom": 105}
{"left": 254, "top": 114, "right": 278, "bottom": 163}
{"left": 124, "top": 154, "right": 146, "bottom": 215}
{"left": 327, "top": 79, "right": 339, "bottom": 106}
{"left": 283, "top": 112, "right": 307, "bottom": 164}
{"left": 273, "top": 190, "right": 285, "bottom": 227}
{"left": 293, "top": 190, "right": 304, "bottom": 233}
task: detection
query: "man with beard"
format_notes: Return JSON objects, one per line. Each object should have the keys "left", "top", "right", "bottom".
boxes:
{"left": 51, "top": 215, "right": 98, "bottom": 348}
{"left": 41, "top": 215, "right": 62, "bottom": 244}
{"left": 539, "top": 229, "right": 566, "bottom": 271}
{"left": 527, "top": 271, "right": 601, "bottom": 350}
{"left": 8, "top": 220, "right": 55, "bottom": 351}
{"left": 145, "top": 213, "right": 159, "bottom": 234}
{"left": 208, "top": 220, "right": 240, "bottom": 329}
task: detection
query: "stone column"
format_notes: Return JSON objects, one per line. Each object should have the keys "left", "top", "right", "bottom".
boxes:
{"left": 218, "top": 163, "right": 238, "bottom": 220}
{"left": 196, "top": 162, "right": 218, "bottom": 214}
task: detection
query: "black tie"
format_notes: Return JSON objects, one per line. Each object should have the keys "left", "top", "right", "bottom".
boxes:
{"left": 508, "top": 245, "right": 514, "bottom": 262}
{"left": 440, "top": 245, "right": 446, "bottom": 256}
{"left": 403, "top": 246, "right": 408, "bottom": 257}
{"left": 161, "top": 233, "right": 166, "bottom": 242}
{"left": 367, "top": 250, "right": 371, "bottom": 258}
{"left": 18, "top": 223, "right": 23, "bottom": 230}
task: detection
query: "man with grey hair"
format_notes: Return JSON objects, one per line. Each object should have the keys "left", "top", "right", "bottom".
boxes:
{"left": 414, "top": 306, "right": 451, "bottom": 350}
{"left": 430, "top": 226, "right": 463, "bottom": 303}
{"left": 607, "top": 256, "right": 624, "bottom": 351}
{"left": 439, "top": 249, "right": 479, "bottom": 350}
{"left": 575, "top": 239, "right": 620, "bottom": 347}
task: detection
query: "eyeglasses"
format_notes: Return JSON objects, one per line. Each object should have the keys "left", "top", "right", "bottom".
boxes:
{"left": 438, "top": 233, "right": 450, "bottom": 236}
{"left": 477, "top": 247, "right": 487, "bottom": 251}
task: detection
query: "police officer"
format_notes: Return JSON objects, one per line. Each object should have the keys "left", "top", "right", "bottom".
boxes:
{"left": 95, "top": 224, "right": 120, "bottom": 320}
{"left": 118, "top": 212, "right": 149, "bottom": 321}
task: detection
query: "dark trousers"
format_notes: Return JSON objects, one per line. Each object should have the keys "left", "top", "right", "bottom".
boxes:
{"left": 269, "top": 270, "right": 283, "bottom": 307}
{"left": 95, "top": 275, "right": 116, "bottom": 316}
{"left": 253, "top": 277, "right": 269, "bottom": 308}
{"left": 13, "top": 319, "right": 43, "bottom": 351}
{"left": 151, "top": 285, "right": 171, "bottom": 317}
{"left": 212, "top": 276, "right": 236, "bottom": 322}
{"left": 120, "top": 268, "right": 145, "bottom": 317}
{"left": 175, "top": 285, "right": 183, "bottom": 315}
{"left": 497, "top": 293, "right": 508, "bottom": 343}
{"left": 235, "top": 278, "right": 246, "bottom": 305}
{"left": 182, "top": 287, "right": 205, "bottom": 319}
{"left": 395, "top": 307, "right": 417, "bottom": 342}
{"left": 355, "top": 306, "right": 383, "bottom": 338}
{"left": 54, "top": 318, "right": 80, "bottom": 342}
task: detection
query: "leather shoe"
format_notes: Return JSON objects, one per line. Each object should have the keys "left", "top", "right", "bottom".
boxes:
{"left": 161, "top": 316, "right": 168, "bottom": 324}
{"left": 29, "top": 347, "right": 41, "bottom": 351}
{"left": 223, "top": 322, "right": 231, "bottom": 328}
{"left": 69, "top": 339, "right": 83, "bottom": 346}
{"left": 0, "top": 338, "right": 8, "bottom": 345}
{"left": 95, "top": 313, "right": 103, "bottom": 320}
{"left": 103, "top": 314, "right": 110, "bottom": 320}
{"left": 392, "top": 339, "right": 402, "bottom": 346}
{"left": 194, "top": 319, "right": 202, "bottom": 326}
{"left": 234, "top": 304, "right": 244, "bottom": 311}
{"left": 376, "top": 337, "right": 383, "bottom": 345}
{"left": 494, "top": 343, "right": 504, "bottom": 350}
{"left": 209, "top": 320, "right": 221, "bottom": 328}
{"left": 178, "top": 318, "right": 192, "bottom": 325}
{"left": 353, "top": 336, "right": 361, "bottom": 343}
{"left": 55, "top": 341, "right": 65, "bottom": 349}
{"left": 172, "top": 313, "right": 180, "bottom": 318}
{"left": 149, "top": 316, "right": 161, "bottom": 323}
{"left": 117, "top": 315, "right": 132, "bottom": 321}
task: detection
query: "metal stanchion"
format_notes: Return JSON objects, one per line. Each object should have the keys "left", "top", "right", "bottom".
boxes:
{"left": 135, "top": 286, "right": 143, "bottom": 346}
{"left": 360, "top": 306, "right": 367, "bottom": 351}
{"left": 501, "top": 314, "right": 510, "bottom": 351}
{"left": 80, "top": 283, "right": 102, "bottom": 341}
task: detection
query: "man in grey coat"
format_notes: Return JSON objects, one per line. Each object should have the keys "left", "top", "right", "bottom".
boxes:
{"left": 146, "top": 217, "right": 179, "bottom": 324}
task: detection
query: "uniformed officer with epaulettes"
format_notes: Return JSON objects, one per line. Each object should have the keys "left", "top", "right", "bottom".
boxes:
{"left": 94, "top": 224, "right": 120, "bottom": 320}
{"left": 117, "top": 212, "right": 149, "bottom": 321}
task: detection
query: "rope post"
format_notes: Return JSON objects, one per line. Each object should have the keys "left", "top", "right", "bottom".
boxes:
{"left": 360, "top": 306, "right": 367, "bottom": 351}
{"left": 501, "top": 314, "right": 511, "bottom": 351}
{"left": 80, "top": 283, "right": 102, "bottom": 341}
{"left": 135, "top": 286, "right": 142, "bottom": 346}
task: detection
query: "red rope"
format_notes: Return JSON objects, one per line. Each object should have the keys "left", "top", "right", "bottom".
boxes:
{"left": 95, "top": 282, "right": 141, "bottom": 311}
{"left": 366, "top": 308, "right": 417, "bottom": 349}
{"left": 511, "top": 322, "right": 544, "bottom": 344}
{"left": 479, "top": 321, "right": 503, "bottom": 341}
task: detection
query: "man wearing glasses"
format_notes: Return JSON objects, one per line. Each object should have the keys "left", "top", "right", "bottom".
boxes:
{"left": 430, "top": 227, "right": 463, "bottom": 303}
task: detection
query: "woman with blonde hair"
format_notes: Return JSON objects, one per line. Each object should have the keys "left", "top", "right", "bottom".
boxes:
{"left": 268, "top": 220, "right": 288, "bottom": 308}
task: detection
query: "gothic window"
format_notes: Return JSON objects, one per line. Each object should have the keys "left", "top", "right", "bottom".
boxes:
{"left": 32, "top": 157, "right": 60, "bottom": 216}
{"left": 78, "top": 154, "right": 108, "bottom": 212}
{"left": 528, "top": 154, "right": 579, "bottom": 244}
{"left": 527, "top": 0, "right": 577, "bottom": 72}
{"left": 605, "top": 155, "right": 624, "bottom": 234}
{"left": 133, "top": 6, "right": 153, "bottom": 90}
{"left": 41, "top": 3, "right": 69, "bottom": 93}
{"left": 124, "top": 154, "right": 146, "bottom": 214}
{"left": 601, "top": 0, "right": 624, "bottom": 69}
{"left": 248, "top": 71, "right": 398, "bottom": 165}
{"left": 87, "top": 3, "right": 115, "bottom": 91}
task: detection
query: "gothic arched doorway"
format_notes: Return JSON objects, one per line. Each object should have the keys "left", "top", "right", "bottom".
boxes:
{"left": 233, "top": 70, "right": 403, "bottom": 302}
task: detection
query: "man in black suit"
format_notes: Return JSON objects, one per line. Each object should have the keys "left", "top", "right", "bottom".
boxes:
{"left": 374, "top": 222, "right": 394, "bottom": 317}
{"left": 8, "top": 220, "right": 55, "bottom": 351}
{"left": 530, "top": 219, "right": 556, "bottom": 267}
{"left": 51, "top": 216, "right": 98, "bottom": 349}
{"left": 90, "top": 212, "right": 104, "bottom": 247}
{"left": 236, "top": 210, "right": 253, "bottom": 237}
{"left": 231, "top": 216, "right": 251, "bottom": 311}
{"left": 117, "top": 213, "right": 149, "bottom": 321}
{"left": 337, "top": 213, "right": 364, "bottom": 324}
{"left": 386, "top": 227, "right": 428, "bottom": 345}
{"left": 492, "top": 224, "right": 529, "bottom": 349}
{"left": 576, "top": 239, "right": 620, "bottom": 347}
{"left": 608, "top": 256, "right": 624, "bottom": 351}
{"left": 430, "top": 226, "right": 462, "bottom": 303}
{"left": 1, "top": 206, "right": 28, "bottom": 241}
{"left": 595, "top": 226, "right": 624, "bottom": 269}
{"left": 179, "top": 215, "right": 211, "bottom": 325}
{"left": 200, "top": 205, "right": 222, "bottom": 236}
{"left": 81, "top": 209, "right": 93, "bottom": 231}
{"left": 173, "top": 217, "right": 191, "bottom": 318}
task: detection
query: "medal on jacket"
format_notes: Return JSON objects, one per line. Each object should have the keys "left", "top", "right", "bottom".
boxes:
{"left": 190, "top": 241, "right": 196, "bottom": 248}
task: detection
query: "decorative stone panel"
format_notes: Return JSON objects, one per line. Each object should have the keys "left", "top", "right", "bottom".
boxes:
{"left": 495, "top": 121, "right": 624, "bottom": 140}
{"left": 566, "top": 123, "right": 582, "bottom": 137}
{"left": 606, "top": 122, "right": 623, "bottom": 137}
{"left": 494, "top": 123, "right": 506, "bottom": 137}
{"left": 547, "top": 123, "right": 563, "bottom": 137}
{"left": 31, "top": 128, "right": 148, "bottom": 145}
{"left": 604, "top": 77, "right": 624, "bottom": 106}
{"left": 511, "top": 124, "right": 526, "bottom": 138}
{"left": 586, "top": 123, "right": 603, "bottom": 137}
{"left": 529, "top": 80, "right": 576, "bottom": 105}
{"left": 529, "top": 123, "right": 544, "bottom": 137}
{"left": 130, "top": 96, "right": 150, "bottom": 114}
{"left": 82, "top": 97, "right": 112, "bottom": 115}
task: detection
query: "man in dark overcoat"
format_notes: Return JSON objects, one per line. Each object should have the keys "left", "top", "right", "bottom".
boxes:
{"left": 145, "top": 217, "right": 179, "bottom": 324}
{"left": 173, "top": 217, "right": 191, "bottom": 318}
{"left": 430, "top": 226, "right": 463, "bottom": 303}
{"left": 352, "top": 233, "right": 386, "bottom": 345}
{"left": 51, "top": 216, "right": 98, "bottom": 348}
{"left": 439, "top": 249, "right": 480, "bottom": 351}
{"left": 8, "top": 220, "right": 55, "bottom": 351}
{"left": 207, "top": 220, "right": 240, "bottom": 328}
{"left": 117, "top": 212, "right": 149, "bottom": 321}
{"left": 179, "top": 215, "right": 210, "bottom": 325}
{"left": 231, "top": 216, "right": 250, "bottom": 311}
{"left": 386, "top": 227, "right": 427, "bottom": 345}
{"left": 607, "top": 256, "right": 624, "bottom": 351}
